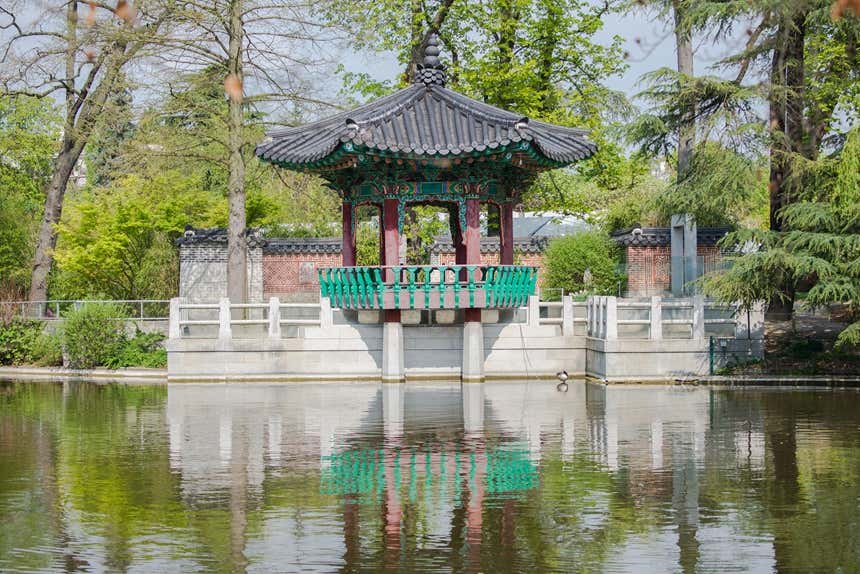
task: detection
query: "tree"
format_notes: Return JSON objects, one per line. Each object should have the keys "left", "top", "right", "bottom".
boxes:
{"left": 0, "top": 0, "right": 176, "bottom": 303}
{"left": 152, "top": 0, "right": 341, "bottom": 302}
{"left": 0, "top": 95, "right": 61, "bottom": 295}
{"left": 52, "top": 171, "right": 223, "bottom": 300}
{"left": 543, "top": 231, "right": 624, "bottom": 297}
{"left": 702, "top": 128, "right": 860, "bottom": 347}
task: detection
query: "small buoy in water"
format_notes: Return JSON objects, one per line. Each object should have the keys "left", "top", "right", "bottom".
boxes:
{"left": 556, "top": 370, "right": 569, "bottom": 392}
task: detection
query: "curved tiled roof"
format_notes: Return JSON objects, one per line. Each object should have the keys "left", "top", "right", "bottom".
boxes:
{"left": 256, "top": 84, "right": 596, "bottom": 168}
{"left": 256, "top": 84, "right": 596, "bottom": 167}
{"left": 610, "top": 226, "right": 732, "bottom": 247}
{"left": 175, "top": 226, "right": 267, "bottom": 248}
{"left": 175, "top": 228, "right": 340, "bottom": 254}
{"left": 264, "top": 237, "right": 341, "bottom": 255}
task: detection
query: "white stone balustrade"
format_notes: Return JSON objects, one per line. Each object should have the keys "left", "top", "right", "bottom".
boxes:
{"left": 582, "top": 295, "right": 764, "bottom": 341}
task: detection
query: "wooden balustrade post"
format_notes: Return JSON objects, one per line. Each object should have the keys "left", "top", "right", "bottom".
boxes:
{"left": 268, "top": 297, "right": 281, "bottom": 340}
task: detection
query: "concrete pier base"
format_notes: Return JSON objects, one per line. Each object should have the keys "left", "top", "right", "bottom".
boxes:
{"left": 382, "top": 322, "right": 405, "bottom": 383}
{"left": 461, "top": 321, "right": 485, "bottom": 383}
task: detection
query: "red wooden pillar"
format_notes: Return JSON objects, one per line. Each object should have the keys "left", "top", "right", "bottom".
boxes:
{"left": 342, "top": 201, "right": 356, "bottom": 267}
{"left": 383, "top": 197, "right": 401, "bottom": 322}
{"left": 500, "top": 201, "right": 514, "bottom": 265}
{"left": 378, "top": 204, "right": 385, "bottom": 266}
{"left": 464, "top": 198, "right": 481, "bottom": 265}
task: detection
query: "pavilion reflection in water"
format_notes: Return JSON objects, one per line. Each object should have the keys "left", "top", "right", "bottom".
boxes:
{"left": 165, "top": 382, "right": 727, "bottom": 569}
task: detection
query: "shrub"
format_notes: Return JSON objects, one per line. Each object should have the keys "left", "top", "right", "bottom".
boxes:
{"left": 103, "top": 330, "right": 167, "bottom": 369}
{"left": 543, "top": 231, "right": 624, "bottom": 297}
{"left": 30, "top": 331, "right": 63, "bottom": 366}
{"left": 0, "top": 319, "right": 43, "bottom": 365}
{"left": 63, "top": 303, "right": 128, "bottom": 369}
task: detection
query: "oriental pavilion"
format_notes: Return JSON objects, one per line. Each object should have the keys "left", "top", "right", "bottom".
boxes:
{"left": 255, "top": 35, "right": 596, "bottom": 381}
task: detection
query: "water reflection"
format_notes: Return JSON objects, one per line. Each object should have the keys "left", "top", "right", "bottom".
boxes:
{"left": 1, "top": 381, "right": 859, "bottom": 573}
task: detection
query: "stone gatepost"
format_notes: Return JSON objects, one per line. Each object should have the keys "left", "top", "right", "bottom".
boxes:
{"left": 671, "top": 214, "right": 697, "bottom": 296}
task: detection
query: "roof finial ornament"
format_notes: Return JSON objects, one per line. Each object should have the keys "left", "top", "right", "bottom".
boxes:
{"left": 414, "top": 32, "right": 446, "bottom": 88}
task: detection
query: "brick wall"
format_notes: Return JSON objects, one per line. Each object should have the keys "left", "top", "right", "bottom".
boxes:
{"left": 436, "top": 250, "right": 546, "bottom": 288}
{"left": 624, "top": 246, "right": 671, "bottom": 296}
{"left": 624, "top": 244, "right": 724, "bottom": 296}
{"left": 263, "top": 252, "right": 342, "bottom": 302}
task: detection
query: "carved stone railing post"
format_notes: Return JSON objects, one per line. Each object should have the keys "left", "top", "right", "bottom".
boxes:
{"left": 319, "top": 296, "right": 333, "bottom": 328}
{"left": 650, "top": 296, "right": 663, "bottom": 340}
{"left": 562, "top": 295, "right": 574, "bottom": 336}
{"left": 268, "top": 297, "right": 281, "bottom": 340}
{"left": 528, "top": 295, "right": 540, "bottom": 328}
{"left": 218, "top": 298, "right": 232, "bottom": 341}
{"left": 169, "top": 297, "right": 182, "bottom": 339}
{"left": 692, "top": 296, "right": 705, "bottom": 340}
{"left": 605, "top": 296, "right": 618, "bottom": 340}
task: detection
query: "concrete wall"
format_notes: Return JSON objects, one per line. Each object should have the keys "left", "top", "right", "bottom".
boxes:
{"left": 179, "top": 243, "right": 263, "bottom": 302}
{"left": 585, "top": 337, "right": 763, "bottom": 381}
{"left": 167, "top": 295, "right": 762, "bottom": 383}
{"left": 168, "top": 323, "right": 383, "bottom": 381}
{"left": 168, "top": 321, "right": 586, "bottom": 382}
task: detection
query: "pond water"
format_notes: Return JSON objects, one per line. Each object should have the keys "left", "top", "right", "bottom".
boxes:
{"left": 1, "top": 381, "right": 859, "bottom": 573}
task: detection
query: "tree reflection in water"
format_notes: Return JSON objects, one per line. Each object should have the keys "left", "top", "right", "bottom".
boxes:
{"left": 0, "top": 381, "right": 859, "bottom": 572}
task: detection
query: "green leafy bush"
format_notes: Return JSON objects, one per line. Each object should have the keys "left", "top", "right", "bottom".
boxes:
{"left": 63, "top": 303, "right": 128, "bottom": 369}
{"left": 104, "top": 330, "right": 167, "bottom": 369}
{"left": 0, "top": 319, "right": 43, "bottom": 365}
{"left": 30, "top": 331, "right": 63, "bottom": 366}
{"left": 543, "top": 232, "right": 624, "bottom": 297}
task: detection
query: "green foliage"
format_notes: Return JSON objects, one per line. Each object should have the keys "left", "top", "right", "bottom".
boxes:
{"left": 103, "top": 331, "right": 167, "bottom": 369}
{"left": 404, "top": 206, "right": 446, "bottom": 265}
{"left": 29, "top": 331, "right": 63, "bottom": 367}
{"left": 356, "top": 221, "right": 380, "bottom": 266}
{"left": 543, "top": 232, "right": 624, "bottom": 296}
{"left": 52, "top": 172, "right": 209, "bottom": 300}
{"left": 655, "top": 142, "right": 768, "bottom": 228}
{"left": 0, "top": 95, "right": 61, "bottom": 292}
{"left": 702, "top": 129, "right": 860, "bottom": 348}
{"left": 63, "top": 304, "right": 128, "bottom": 370}
{"left": 0, "top": 320, "right": 43, "bottom": 366}
{"left": 523, "top": 147, "right": 667, "bottom": 231}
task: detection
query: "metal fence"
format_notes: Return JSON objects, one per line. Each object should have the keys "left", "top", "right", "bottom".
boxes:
{"left": 0, "top": 300, "right": 170, "bottom": 321}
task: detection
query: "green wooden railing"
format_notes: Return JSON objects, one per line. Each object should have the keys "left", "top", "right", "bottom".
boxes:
{"left": 318, "top": 265, "right": 538, "bottom": 310}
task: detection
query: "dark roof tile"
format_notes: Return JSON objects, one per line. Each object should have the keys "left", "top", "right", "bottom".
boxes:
{"left": 256, "top": 83, "right": 596, "bottom": 167}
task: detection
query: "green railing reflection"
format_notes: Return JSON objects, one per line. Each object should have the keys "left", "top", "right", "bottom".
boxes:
{"left": 317, "top": 265, "right": 538, "bottom": 310}
{"left": 319, "top": 446, "right": 537, "bottom": 497}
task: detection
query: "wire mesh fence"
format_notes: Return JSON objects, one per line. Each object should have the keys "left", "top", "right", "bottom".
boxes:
{"left": 0, "top": 300, "right": 170, "bottom": 321}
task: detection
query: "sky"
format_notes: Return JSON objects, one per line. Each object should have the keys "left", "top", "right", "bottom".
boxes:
{"left": 339, "top": 6, "right": 742, "bottom": 108}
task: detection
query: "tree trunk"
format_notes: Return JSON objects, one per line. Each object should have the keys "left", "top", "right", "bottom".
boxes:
{"left": 28, "top": 140, "right": 85, "bottom": 303}
{"left": 769, "top": 13, "right": 806, "bottom": 232}
{"left": 27, "top": 1, "right": 79, "bottom": 303}
{"left": 767, "top": 13, "right": 806, "bottom": 320}
{"left": 673, "top": 0, "right": 695, "bottom": 180}
{"left": 226, "top": 0, "right": 248, "bottom": 304}
{"left": 768, "top": 31, "right": 787, "bottom": 232}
